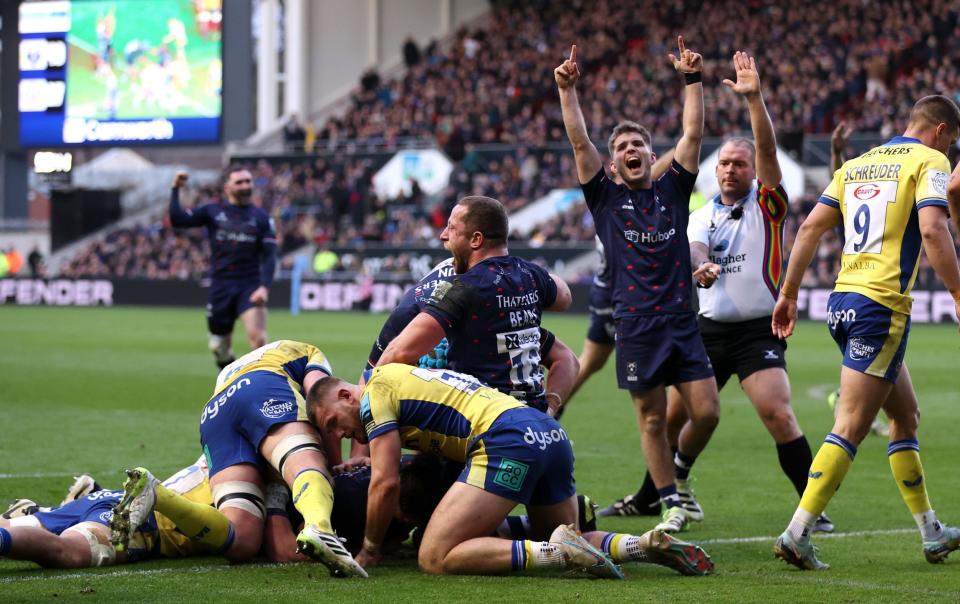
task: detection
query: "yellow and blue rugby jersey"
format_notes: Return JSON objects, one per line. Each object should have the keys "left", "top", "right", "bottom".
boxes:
{"left": 214, "top": 340, "right": 332, "bottom": 394}
{"left": 361, "top": 364, "right": 525, "bottom": 461}
{"left": 819, "top": 136, "right": 951, "bottom": 314}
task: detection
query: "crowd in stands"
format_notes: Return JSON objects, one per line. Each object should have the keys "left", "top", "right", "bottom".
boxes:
{"left": 56, "top": 0, "right": 960, "bottom": 291}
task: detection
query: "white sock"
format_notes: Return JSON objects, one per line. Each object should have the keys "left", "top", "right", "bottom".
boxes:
{"left": 526, "top": 541, "right": 566, "bottom": 569}
{"left": 787, "top": 508, "right": 817, "bottom": 541}
{"left": 914, "top": 510, "right": 944, "bottom": 542}
{"left": 604, "top": 533, "right": 647, "bottom": 563}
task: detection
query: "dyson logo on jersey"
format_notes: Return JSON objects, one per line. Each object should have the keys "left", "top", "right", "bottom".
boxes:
{"left": 200, "top": 378, "right": 252, "bottom": 424}
{"left": 523, "top": 425, "right": 569, "bottom": 450}
{"left": 826, "top": 306, "right": 857, "bottom": 328}
{"left": 260, "top": 399, "right": 296, "bottom": 419}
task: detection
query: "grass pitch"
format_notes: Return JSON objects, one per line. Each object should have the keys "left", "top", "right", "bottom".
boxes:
{"left": 2, "top": 306, "right": 960, "bottom": 602}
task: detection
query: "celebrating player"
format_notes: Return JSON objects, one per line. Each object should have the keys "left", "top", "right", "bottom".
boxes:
{"left": 306, "top": 364, "right": 714, "bottom": 577}
{"left": 376, "top": 196, "right": 576, "bottom": 414}
{"left": 169, "top": 169, "right": 277, "bottom": 369}
{"left": 556, "top": 39, "right": 719, "bottom": 533}
{"left": 771, "top": 95, "right": 960, "bottom": 569}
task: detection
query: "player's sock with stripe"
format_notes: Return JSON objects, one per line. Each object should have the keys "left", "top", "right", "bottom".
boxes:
{"left": 496, "top": 515, "right": 531, "bottom": 539}
{"left": 291, "top": 469, "right": 334, "bottom": 533}
{"left": 673, "top": 450, "right": 697, "bottom": 481}
{"left": 600, "top": 532, "right": 647, "bottom": 563}
{"left": 154, "top": 483, "right": 234, "bottom": 551}
{"left": 658, "top": 485, "right": 682, "bottom": 510}
{"left": 511, "top": 540, "right": 565, "bottom": 571}
{"left": 776, "top": 435, "right": 814, "bottom": 497}
{"left": 633, "top": 470, "right": 660, "bottom": 507}
{"left": 888, "top": 439, "right": 944, "bottom": 541}
{"left": 787, "top": 434, "right": 855, "bottom": 540}
{"left": 0, "top": 528, "right": 11, "bottom": 555}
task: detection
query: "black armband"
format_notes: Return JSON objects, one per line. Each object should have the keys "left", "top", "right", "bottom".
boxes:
{"left": 684, "top": 72, "right": 702, "bottom": 85}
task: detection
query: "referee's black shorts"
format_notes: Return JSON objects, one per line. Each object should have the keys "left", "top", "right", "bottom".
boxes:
{"left": 698, "top": 315, "right": 786, "bottom": 390}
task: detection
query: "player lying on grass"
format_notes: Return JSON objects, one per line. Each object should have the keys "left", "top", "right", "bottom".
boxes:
{"left": 306, "top": 363, "right": 715, "bottom": 578}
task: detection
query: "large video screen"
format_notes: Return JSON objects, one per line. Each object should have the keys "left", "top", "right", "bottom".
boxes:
{"left": 19, "top": 0, "right": 223, "bottom": 147}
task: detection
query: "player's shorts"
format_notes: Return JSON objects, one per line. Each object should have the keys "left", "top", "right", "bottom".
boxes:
{"left": 699, "top": 315, "right": 786, "bottom": 390}
{"left": 586, "top": 285, "right": 616, "bottom": 345}
{"left": 614, "top": 312, "right": 714, "bottom": 391}
{"left": 33, "top": 490, "right": 123, "bottom": 534}
{"left": 826, "top": 292, "right": 909, "bottom": 383}
{"left": 199, "top": 370, "right": 306, "bottom": 475}
{"left": 461, "top": 406, "right": 575, "bottom": 506}
{"left": 207, "top": 279, "right": 261, "bottom": 335}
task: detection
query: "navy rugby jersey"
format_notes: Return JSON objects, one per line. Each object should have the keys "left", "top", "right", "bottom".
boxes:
{"left": 582, "top": 162, "right": 697, "bottom": 317}
{"left": 422, "top": 256, "right": 557, "bottom": 404}
{"left": 169, "top": 188, "right": 277, "bottom": 284}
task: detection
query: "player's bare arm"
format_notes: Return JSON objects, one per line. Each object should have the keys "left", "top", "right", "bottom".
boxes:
{"left": 555, "top": 44, "right": 603, "bottom": 183}
{"left": 723, "top": 51, "right": 781, "bottom": 187}
{"left": 377, "top": 313, "right": 445, "bottom": 366}
{"left": 830, "top": 122, "right": 851, "bottom": 174}
{"left": 917, "top": 205, "right": 960, "bottom": 328}
{"left": 772, "top": 203, "right": 841, "bottom": 339}
{"left": 948, "top": 163, "right": 960, "bottom": 236}
{"left": 651, "top": 148, "right": 676, "bottom": 180}
{"left": 541, "top": 335, "right": 579, "bottom": 416}
{"left": 545, "top": 272, "right": 572, "bottom": 312}
{"left": 670, "top": 35, "right": 704, "bottom": 174}
{"left": 357, "top": 430, "right": 402, "bottom": 568}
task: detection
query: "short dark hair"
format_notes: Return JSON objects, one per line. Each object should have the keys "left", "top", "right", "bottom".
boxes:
{"left": 305, "top": 375, "right": 344, "bottom": 419}
{"left": 909, "top": 95, "right": 960, "bottom": 134}
{"left": 719, "top": 137, "right": 757, "bottom": 165}
{"left": 223, "top": 164, "right": 251, "bottom": 185}
{"left": 398, "top": 454, "right": 459, "bottom": 525}
{"left": 457, "top": 196, "right": 508, "bottom": 244}
{"left": 607, "top": 121, "right": 652, "bottom": 157}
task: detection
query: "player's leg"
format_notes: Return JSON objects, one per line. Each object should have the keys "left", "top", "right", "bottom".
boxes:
{"left": 882, "top": 364, "right": 960, "bottom": 562}
{"left": 566, "top": 338, "right": 614, "bottom": 404}
{"left": 207, "top": 290, "right": 236, "bottom": 369}
{"left": 582, "top": 528, "right": 713, "bottom": 576}
{"left": 238, "top": 292, "right": 267, "bottom": 350}
{"left": 260, "top": 420, "right": 365, "bottom": 577}
{"left": 0, "top": 524, "right": 96, "bottom": 568}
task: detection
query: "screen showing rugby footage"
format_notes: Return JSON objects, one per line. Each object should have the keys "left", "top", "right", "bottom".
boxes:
{"left": 19, "top": 0, "right": 223, "bottom": 147}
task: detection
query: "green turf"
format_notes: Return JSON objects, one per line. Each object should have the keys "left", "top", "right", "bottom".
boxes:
{"left": 2, "top": 306, "right": 959, "bottom": 602}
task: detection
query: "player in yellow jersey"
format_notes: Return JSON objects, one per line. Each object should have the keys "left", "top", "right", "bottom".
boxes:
{"left": 307, "top": 364, "right": 715, "bottom": 578}
{"left": 110, "top": 341, "right": 367, "bottom": 578}
{"left": 770, "top": 95, "right": 960, "bottom": 570}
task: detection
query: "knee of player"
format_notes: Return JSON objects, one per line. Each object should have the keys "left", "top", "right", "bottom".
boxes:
{"left": 689, "top": 405, "right": 720, "bottom": 429}
{"left": 223, "top": 532, "right": 261, "bottom": 562}
{"left": 417, "top": 546, "right": 447, "bottom": 575}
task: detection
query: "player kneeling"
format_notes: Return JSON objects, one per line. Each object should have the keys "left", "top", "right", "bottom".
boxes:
{"left": 307, "top": 364, "right": 714, "bottom": 578}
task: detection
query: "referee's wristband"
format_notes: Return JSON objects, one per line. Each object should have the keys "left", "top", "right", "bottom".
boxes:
{"left": 780, "top": 282, "right": 800, "bottom": 300}
{"left": 684, "top": 72, "right": 702, "bottom": 85}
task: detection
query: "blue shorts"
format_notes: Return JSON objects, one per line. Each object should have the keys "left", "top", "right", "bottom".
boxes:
{"left": 614, "top": 313, "right": 714, "bottom": 391}
{"left": 587, "top": 286, "right": 615, "bottom": 345}
{"left": 33, "top": 490, "right": 123, "bottom": 534}
{"left": 207, "top": 280, "right": 260, "bottom": 335}
{"left": 460, "top": 407, "right": 575, "bottom": 506}
{"left": 199, "top": 370, "right": 306, "bottom": 475}
{"left": 826, "top": 292, "right": 910, "bottom": 383}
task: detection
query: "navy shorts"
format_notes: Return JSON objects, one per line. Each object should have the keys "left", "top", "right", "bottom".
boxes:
{"left": 461, "top": 407, "right": 576, "bottom": 506}
{"left": 699, "top": 315, "right": 786, "bottom": 390}
{"left": 614, "top": 313, "right": 714, "bottom": 391}
{"left": 199, "top": 370, "right": 306, "bottom": 475}
{"left": 586, "top": 285, "right": 615, "bottom": 345}
{"left": 826, "top": 292, "right": 910, "bottom": 383}
{"left": 207, "top": 280, "right": 260, "bottom": 335}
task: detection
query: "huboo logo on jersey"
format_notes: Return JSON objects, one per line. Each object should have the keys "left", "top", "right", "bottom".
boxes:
{"left": 261, "top": 398, "right": 296, "bottom": 419}
{"left": 853, "top": 183, "right": 881, "bottom": 200}
{"left": 847, "top": 337, "right": 877, "bottom": 361}
{"left": 200, "top": 378, "right": 252, "bottom": 424}
{"left": 625, "top": 228, "right": 675, "bottom": 244}
{"left": 523, "top": 425, "right": 569, "bottom": 450}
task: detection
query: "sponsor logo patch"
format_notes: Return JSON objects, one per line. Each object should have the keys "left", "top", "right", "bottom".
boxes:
{"left": 930, "top": 170, "right": 949, "bottom": 196}
{"left": 847, "top": 337, "right": 877, "bottom": 361}
{"left": 493, "top": 458, "right": 529, "bottom": 492}
{"left": 261, "top": 398, "right": 296, "bottom": 419}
